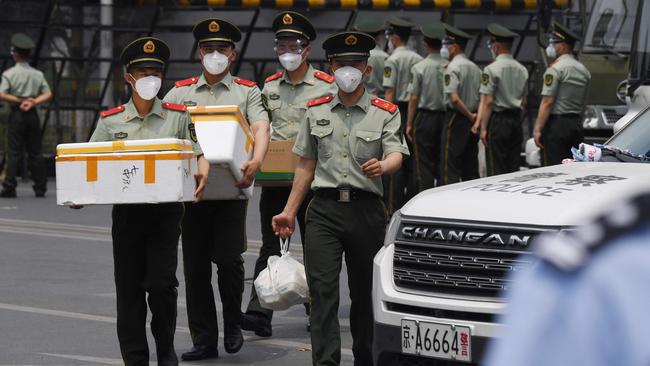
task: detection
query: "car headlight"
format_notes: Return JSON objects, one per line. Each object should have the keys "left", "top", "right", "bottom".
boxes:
{"left": 384, "top": 210, "right": 402, "bottom": 247}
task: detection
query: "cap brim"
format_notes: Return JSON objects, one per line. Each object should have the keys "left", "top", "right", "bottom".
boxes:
{"left": 328, "top": 53, "right": 370, "bottom": 61}
{"left": 128, "top": 61, "right": 165, "bottom": 69}
{"left": 276, "top": 31, "right": 310, "bottom": 40}
{"left": 199, "top": 40, "right": 234, "bottom": 47}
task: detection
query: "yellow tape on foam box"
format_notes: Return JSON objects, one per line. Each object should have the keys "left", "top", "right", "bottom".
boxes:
{"left": 55, "top": 138, "right": 197, "bottom": 206}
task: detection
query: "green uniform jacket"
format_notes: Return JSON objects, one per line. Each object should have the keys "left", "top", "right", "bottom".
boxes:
{"left": 262, "top": 65, "right": 338, "bottom": 141}
{"left": 479, "top": 54, "right": 529, "bottom": 111}
{"left": 407, "top": 53, "right": 447, "bottom": 111}
{"left": 443, "top": 53, "right": 481, "bottom": 112}
{"left": 541, "top": 54, "right": 591, "bottom": 115}
{"left": 382, "top": 46, "right": 423, "bottom": 103}
{"left": 0, "top": 62, "right": 50, "bottom": 103}
{"left": 367, "top": 47, "right": 389, "bottom": 97}
{"left": 293, "top": 92, "right": 409, "bottom": 197}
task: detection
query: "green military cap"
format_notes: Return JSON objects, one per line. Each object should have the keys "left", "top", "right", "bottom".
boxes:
{"left": 353, "top": 17, "right": 385, "bottom": 36}
{"left": 487, "top": 23, "right": 519, "bottom": 42}
{"left": 193, "top": 18, "right": 242, "bottom": 47}
{"left": 443, "top": 23, "right": 473, "bottom": 44}
{"left": 386, "top": 15, "right": 414, "bottom": 37}
{"left": 549, "top": 21, "right": 581, "bottom": 46}
{"left": 11, "top": 33, "right": 35, "bottom": 51}
{"left": 120, "top": 37, "right": 170, "bottom": 69}
{"left": 421, "top": 21, "right": 445, "bottom": 41}
{"left": 272, "top": 11, "right": 316, "bottom": 41}
{"left": 322, "top": 31, "right": 375, "bottom": 61}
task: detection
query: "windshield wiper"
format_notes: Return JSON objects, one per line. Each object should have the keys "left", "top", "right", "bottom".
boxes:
{"left": 599, "top": 145, "right": 650, "bottom": 163}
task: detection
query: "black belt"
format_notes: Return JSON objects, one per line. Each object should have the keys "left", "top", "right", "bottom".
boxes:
{"left": 315, "top": 188, "right": 378, "bottom": 203}
{"left": 418, "top": 108, "right": 446, "bottom": 114}
{"left": 493, "top": 109, "right": 521, "bottom": 116}
{"left": 551, "top": 113, "right": 581, "bottom": 119}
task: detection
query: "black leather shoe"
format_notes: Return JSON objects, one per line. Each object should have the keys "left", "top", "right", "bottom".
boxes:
{"left": 241, "top": 312, "right": 272, "bottom": 337}
{"left": 34, "top": 190, "right": 46, "bottom": 198}
{"left": 180, "top": 345, "right": 219, "bottom": 361}
{"left": 0, "top": 190, "right": 16, "bottom": 198}
{"left": 157, "top": 349, "right": 179, "bottom": 366}
{"left": 224, "top": 324, "right": 244, "bottom": 354}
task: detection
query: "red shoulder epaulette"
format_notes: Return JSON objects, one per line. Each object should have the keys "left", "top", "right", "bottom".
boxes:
{"left": 314, "top": 71, "right": 334, "bottom": 84}
{"left": 371, "top": 98, "right": 398, "bottom": 114}
{"left": 162, "top": 102, "right": 187, "bottom": 112}
{"left": 265, "top": 71, "right": 284, "bottom": 83}
{"left": 234, "top": 78, "right": 257, "bottom": 87}
{"left": 307, "top": 95, "right": 334, "bottom": 108}
{"left": 100, "top": 105, "right": 125, "bottom": 118}
{"left": 175, "top": 77, "right": 199, "bottom": 88}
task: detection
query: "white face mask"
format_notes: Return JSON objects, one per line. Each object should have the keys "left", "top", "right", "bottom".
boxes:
{"left": 546, "top": 44, "right": 557, "bottom": 59}
{"left": 334, "top": 66, "right": 364, "bottom": 93}
{"left": 440, "top": 45, "right": 450, "bottom": 60}
{"left": 131, "top": 75, "right": 161, "bottom": 100}
{"left": 278, "top": 52, "right": 303, "bottom": 72}
{"left": 202, "top": 51, "right": 230, "bottom": 75}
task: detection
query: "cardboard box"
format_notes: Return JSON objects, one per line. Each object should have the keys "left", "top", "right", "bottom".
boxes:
{"left": 255, "top": 140, "right": 298, "bottom": 187}
{"left": 188, "top": 105, "right": 254, "bottom": 200}
{"left": 55, "top": 139, "right": 197, "bottom": 205}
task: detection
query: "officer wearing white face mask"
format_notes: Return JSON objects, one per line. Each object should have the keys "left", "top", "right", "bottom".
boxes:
{"left": 272, "top": 31, "right": 409, "bottom": 366}
{"left": 242, "top": 11, "right": 336, "bottom": 338}
{"left": 89, "top": 37, "right": 209, "bottom": 366}
{"left": 164, "top": 18, "right": 270, "bottom": 361}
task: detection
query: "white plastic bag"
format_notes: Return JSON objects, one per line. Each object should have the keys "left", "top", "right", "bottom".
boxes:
{"left": 254, "top": 238, "right": 309, "bottom": 311}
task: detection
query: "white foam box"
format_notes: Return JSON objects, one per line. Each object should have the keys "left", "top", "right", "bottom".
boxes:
{"left": 55, "top": 138, "right": 197, "bottom": 205}
{"left": 188, "top": 105, "right": 254, "bottom": 200}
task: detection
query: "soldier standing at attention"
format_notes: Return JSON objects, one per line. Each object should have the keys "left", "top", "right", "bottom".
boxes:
{"left": 382, "top": 16, "right": 422, "bottom": 211}
{"left": 163, "top": 18, "right": 270, "bottom": 360}
{"left": 474, "top": 24, "right": 529, "bottom": 176}
{"left": 405, "top": 21, "right": 447, "bottom": 192}
{"left": 534, "top": 22, "right": 590, "bottom": 166}
{"left": 241, "top": 11, "right": 336, "bottom": 338}
{"left": 440, "top": 24, "right": 481, "bottom": 185}
{"left": 0, "top": 33, "right": 51, "bottom": 198}
{"left": 272, "top": 31, "right": 409, "bottom": 366}
{"left": 88, "top": 37, "right": 209, "bottom": 366}
{"left": 353, "top": 17, "right": 388, "bottom": 97}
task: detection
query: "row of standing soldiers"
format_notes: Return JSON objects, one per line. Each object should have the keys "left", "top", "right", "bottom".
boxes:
{"left": 358, "top": 16, "right": 591, "bottom": 212}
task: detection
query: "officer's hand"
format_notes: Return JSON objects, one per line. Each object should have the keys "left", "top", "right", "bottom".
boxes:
{"left": 69, "top": 205, "right": 84, "bottom": 210}
{"left": 534, "top": 130, "right": 544, "bottom": 148}
{"left": 480, "top": 129, "right": 488, "bottom": 145}
{"left": 470, "top": 122, "right": 480, "bottom": 135}
{"left": 405, "top": 123, "right": 414, "bottom": 142}
{"left": 361, "top": 158, "right": 384, "bottom": 178}
{"left": 20, "top": 99, "right": 35, "bottom": 111}
{"left": 272, "top": 211, "right": 295, "bottom": 238}
{"left": 237, "top": 159, "right": 261, "bottom": 189}
{"left": 194, "top": 172, "right": 208, "bottom": 202}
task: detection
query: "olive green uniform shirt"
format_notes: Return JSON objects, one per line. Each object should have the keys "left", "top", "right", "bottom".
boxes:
{"left": 407, "top": 53, "right": 446, "bottom": 111}
{"left": 293, "top": 91, "right": 409, "bottom": 197}
{"left": 541, "top": 54, "right": 591, "bottom": 115}
{"left": 164, "top": 72, "right": 269, "bottom": 125}
{"left": 443, "top": 53, "right": 482, "bottom": 112}
{"left": 382, "top": 46, "right": 423, "bottom": 103}
{"left": 90, "top": 97, "right": 202, "bottom": 155}
{"left": 0, "top": 62, "right": 50, "bottom": 103}
{"left": 367, "top": 47, "right": 389, "bottom": 97}
{"left": 262, "top": 65, "right": 337, "bottom": 141}
{"left": 479, "top": 54, "right": 529, "bottom": 112}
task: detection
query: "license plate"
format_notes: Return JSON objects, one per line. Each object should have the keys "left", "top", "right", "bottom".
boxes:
{"left": 401, "top": 319, "right": 471, "bottom": 362}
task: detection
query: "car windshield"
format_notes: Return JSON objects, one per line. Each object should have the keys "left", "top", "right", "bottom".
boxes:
{"left": 582, "top": 0, "right": 636, "bottom": 54}
{"left": 607, "top": 107, "right": 650, "bottom": 159}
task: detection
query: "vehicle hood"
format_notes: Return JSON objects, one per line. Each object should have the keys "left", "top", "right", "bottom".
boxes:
{"left": 401, "top": 162, "right": 650, "bottom": 227}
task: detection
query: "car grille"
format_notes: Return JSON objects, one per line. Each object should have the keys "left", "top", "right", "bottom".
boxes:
{"left": 602, "top": 109, "right": 625, "bottom": 124}
{"left": 392, "top": 221, "right": 551, "bottom": 298}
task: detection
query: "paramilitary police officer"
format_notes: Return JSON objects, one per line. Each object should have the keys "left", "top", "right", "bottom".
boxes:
{"left": 0, "top": 33, "right": 52, "bottom": 198}
{"left": 163, "top": 19, "right": 270, "bottom": 360}
{"left": 440, "top": 24, "right": 481, "bottom": 185}
{"left": 475, "top": 24, "right": 529, "bottom": 176}
{"left": 485, "top": 191, "right": 650, "bottom": 366}
{"left": 272, "top": 31, "right": 409, "bottom": 366}
{"left": 382, "top": 16, "right": 422, "bottom": 212}
{"left": 534, "top": 21, "right": 591, "bottom": 166}
{"left": 405, "top": 21, "right": 447, "bottom": 192}
{"left": 242, "top": 11, "right": 336, "bottom": 338}
{"left": 353, "top": 17, "right": 388, "bottom": 97}
{"left": 88, "top": 37, "right": 209, "bottom": 366}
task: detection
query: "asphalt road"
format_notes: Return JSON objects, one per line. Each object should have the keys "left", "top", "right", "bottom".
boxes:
{"left": 0, "top": 181, "right": 356, "bottom": 365}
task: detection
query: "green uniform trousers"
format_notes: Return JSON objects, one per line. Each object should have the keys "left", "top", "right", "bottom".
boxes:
{"left": 412, "top": 109, "right": 446, "bottom": 192}
{"left": 112, "top": 202, "right": 183, "bottom": 366}
{"left": 486, "top": 109, "right": 523, "bottom": 176}
{"left": 181, "top": 200, "right": 247, "bottom": 347}
{"left": 383, "top": 101, "right": 411, "bottom": 215}
{"left": 541, "top": 114, "right": 583, "bottom": 166}
{"left": 3, "top": 107, "right": 47, "bottom": 193}
{"left": 305, "top": 190, "right": 386, "bottom": 366}
{"left": 246, "top": 186, "right": 313, "bottom": 319}
{"left": 440, "top": 110, "right": 479, "bottom": 185}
